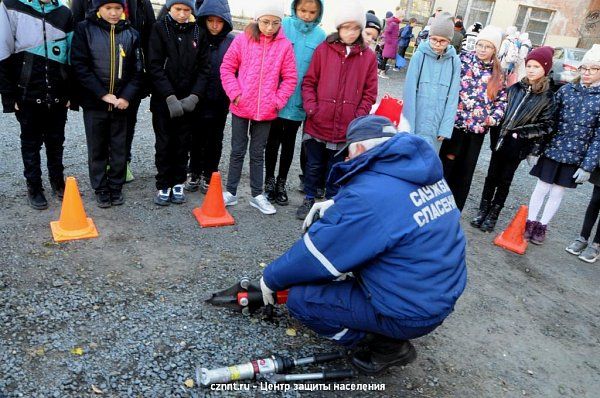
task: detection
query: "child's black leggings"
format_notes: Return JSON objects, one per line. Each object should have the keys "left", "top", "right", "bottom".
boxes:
{"left": 580, "top": 185, "right": 600, "bottom": 243}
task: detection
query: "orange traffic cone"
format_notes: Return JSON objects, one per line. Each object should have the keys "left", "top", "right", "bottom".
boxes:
{"left": 192, "top": 172, "right": 235, "bottom": 228}
{"left": 493, "top": 205, "right": 528, "bottom": 255}
{"left": 50, "top": 177, "right": 99, "bottom": 242}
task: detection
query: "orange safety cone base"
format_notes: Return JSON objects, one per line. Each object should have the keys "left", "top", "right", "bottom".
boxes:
{"left": 493, "top": 234, "right": 528, "bottom": 255}
{"left": 192, "top": 172, "right": 235, "bottom": 228}
{"left": 50, "top": 217, "right": 99, "bottom": 242}
{"left": 493, "top": 205, "right": 529, "bottom": 255}
{"left": 50, "top": 176, "right": 99, "bottom": 242}
{"left": 192, "top": 207, "right": 235, "bottom": 228}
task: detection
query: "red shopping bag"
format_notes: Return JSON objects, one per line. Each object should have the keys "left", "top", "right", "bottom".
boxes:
{"left": 374, "top": 94, "right": 403, "bottom": 128}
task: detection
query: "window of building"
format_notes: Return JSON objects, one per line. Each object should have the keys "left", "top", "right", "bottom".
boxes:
{"left": 456, "top": 0, "right": 495, "bottom": 28}
{"left": 515, "top": 6, "right": 554, "bottom": 46}
{"left": 399, "top": 0, "right": 436, "bottom": 24}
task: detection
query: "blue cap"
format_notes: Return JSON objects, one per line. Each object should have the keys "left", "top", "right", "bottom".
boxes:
{"left": 336, "top": 115, "right": 397, "bottom": 156}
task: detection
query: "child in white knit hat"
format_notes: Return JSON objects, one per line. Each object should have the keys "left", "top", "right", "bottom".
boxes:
{"left": 220, "top": 0, "right": 298, "bottom": 215}
{"left": 296, "top": 0, "right": 378, "bottom": 219}
{"left": 439, "top": 25, "right": 508, "bottom": 212}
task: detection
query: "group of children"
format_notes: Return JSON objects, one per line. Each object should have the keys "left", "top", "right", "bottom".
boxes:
{"left": 0, "top": 0, "right": 380, "bottom": 220}
{"left": 398, "top": 11, "right": 600, "bottom": 262}
{"left": 2, "top": 0, "right": 600, "bottom": 262}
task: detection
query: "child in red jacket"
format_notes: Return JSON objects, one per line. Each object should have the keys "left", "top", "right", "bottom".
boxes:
{"left": 296, "top": 1, "right": 378, "bottom": 219}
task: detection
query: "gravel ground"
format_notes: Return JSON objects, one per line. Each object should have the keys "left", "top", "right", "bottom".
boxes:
{"left": 0, "top": 69, "right": 599, "bottom": 397}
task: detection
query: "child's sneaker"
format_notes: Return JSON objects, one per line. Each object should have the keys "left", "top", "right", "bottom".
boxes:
{"left": 96, "top": 191, "right": 111, "bottom": 208}
{"left": 199, "top": 175, "right": 210, "bottom": 194}
{"left": 171, "top": 184, "right": 186, "bottom": 204}
{"left": 530, "top": 223, "right": 547, "bottom": 245}
{"left": 223, "top": 191, "right": 238, "bottom": 206}
{"left": 110, "top": 190, "right": 124, "bottom": 206}
{"left": 566, "top": 236, "right": 588, "bottom": 255}
{"left": 155, "top": 188, "right": 171, "bottom": 206}
{"left": 250, "top": 194, "right": 276, "bottom": 215}
{"left": 184, "top": 173, "right": 200, "bottom": 192}
{"left": 125, "top": 162, "right": 134, "bottom": 183}
{"left": 296, "top": 197, "right": 315, "bottom": 220}
{"left": 578, "top": 243, "right": 600, "bottom": 263}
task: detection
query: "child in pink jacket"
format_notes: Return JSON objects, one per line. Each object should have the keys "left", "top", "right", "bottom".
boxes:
{"left": 220, "top": 0, "right": 297, "bottom": 215}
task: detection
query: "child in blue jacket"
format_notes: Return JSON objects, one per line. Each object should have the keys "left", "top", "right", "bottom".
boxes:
{"left": 525, "top": 45, "right": 600, "bottom": 245}
{"left": 397, "top": 18, "right": 416, "bottom": 59}
{"left": 264, "top": 0, "right": 326, "bottom": 206}
{"left": 401, "top": 12, "right": 460, "bottom": 152}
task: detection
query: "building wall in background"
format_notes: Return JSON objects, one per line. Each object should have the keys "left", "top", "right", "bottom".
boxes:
{"left": 434, "top": 0, "right": 591, "bottom": 48}
{"left": 151, "top": 0, "right": 591, "bottom": 48}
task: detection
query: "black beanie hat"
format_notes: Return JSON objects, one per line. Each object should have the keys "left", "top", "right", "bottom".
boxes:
{"left": 365, "top": 13, "right": 382, "bottom": 33}
{"left": 92, "top": 0, "right": 125, "bottom": 11}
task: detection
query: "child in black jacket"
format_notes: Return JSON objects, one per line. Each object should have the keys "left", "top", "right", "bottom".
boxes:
{"left": 148, "top": 0, "right": 210, "bottom": 206}
{"left": 184, "top": 0, "right": 234, "bottom": 194}
{"left": 71, "top": 0, "right": 143, "bottom": 208}
{"left": 470, "top": 46, "right": 556, "bottom": 233}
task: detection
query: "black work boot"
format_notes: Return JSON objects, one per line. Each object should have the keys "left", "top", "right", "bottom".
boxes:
{"left": 264, "top": 176, "right": 276, "bottom": 202}
{"left": 351, "top": 335, "right": 417, "bottom": 375}
{"left": 470, "top": 199, "right": 491, "bottom": 229}
{"left": 50, "top": 177, "right": 65, "bottom": 199}
{"left": 480, "top": 204, "right": 502, "bottom": 233}
{"left": 27, "top": 183, "right": 48, "bottom": 210}
{"left": 275, "top": 177, "right": 288, "bottom": 206}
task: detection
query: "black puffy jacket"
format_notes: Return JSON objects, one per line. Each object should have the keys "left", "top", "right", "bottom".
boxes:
{"left": 492, "top": 78, "right": 556, "bottom": 160}
{"left": 70, "top": 0, "right": 156, "bottom": 57}
{"left": 147, "top": 15, "right": 210, "bottom": 113}
{"left": 197, "top": 0, "right": 234, "bottom": 118}
{"left": 71, "top": 17, "right": 143, "bottom": 111}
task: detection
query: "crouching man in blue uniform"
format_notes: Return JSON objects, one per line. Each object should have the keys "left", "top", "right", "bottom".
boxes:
{"left": 260, "top": 115, "right": 467, "bottom": 375}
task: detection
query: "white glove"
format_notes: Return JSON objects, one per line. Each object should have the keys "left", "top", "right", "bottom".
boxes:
{"left": 302, "top": 199, "right": 335, "bottom": 233}
{"left": 573, "top": 168, "right": 591, "bottom": 184}
{"left": 259, "top": 277, "right": 275, "bottom": 306}
{"left": 526, "top": 155, "right": 539, "bottom": 167}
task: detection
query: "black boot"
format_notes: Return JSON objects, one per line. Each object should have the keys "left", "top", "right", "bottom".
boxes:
{"left": 470, "top": 199, "right": 491, "bottom": 229}
{"left": 27, "top": 182, "right": 48, "bottom": 210}
{"left": 275, "top": 177, "right": 288, "bottom": 206}
{"left": 264, "top": 176, "right": 276, "bottom": 202}
{"left": 480, "top": 204, "right": 502, "bottom": 233}
{"left": 351, "top": 334, "right": 417, "bottom": 375}
{"left": 50, "top": 177, "right": 65, "bottom": 199}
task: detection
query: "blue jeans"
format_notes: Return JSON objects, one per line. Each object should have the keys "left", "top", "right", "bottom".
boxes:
{"left": 286, "top": 280, "right": 441, "bottom": 347}
{"left": 303, "top": 138, "right": 346, "bottom": 199}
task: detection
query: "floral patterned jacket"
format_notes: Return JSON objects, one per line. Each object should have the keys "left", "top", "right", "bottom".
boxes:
{"left": 454, "top": 51, "right": 508, "bottom": 134}
{"left": 542, "top": 83, "right": 600, "bottom": 172}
